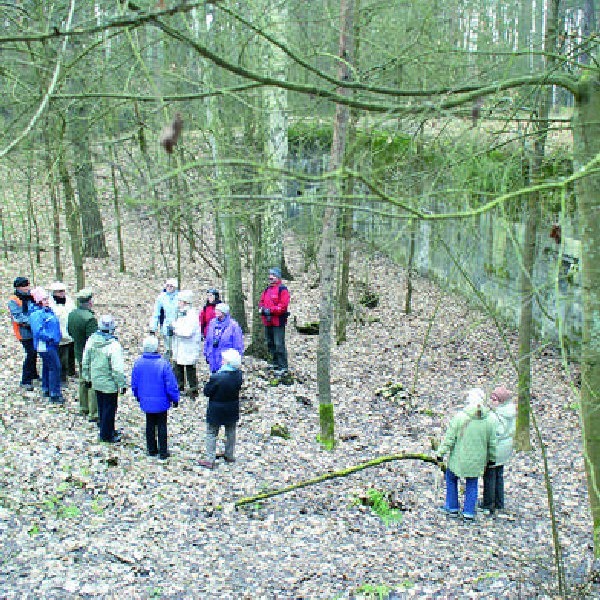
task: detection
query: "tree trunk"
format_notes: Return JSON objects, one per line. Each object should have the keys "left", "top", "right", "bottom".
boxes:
{"left": 515, "top": 0, "right": 558, "bottom": 451}
{"left": 573, "top": 61, "right": 600, "bottom": 559}
{"left": 58, "top": 146, "right": 85, "bottom": 290}
{"left": 110, "top": 148, "right": 126, "bottom": 273}
{"left": 405, "top": 218, "right": 417, "bottom": 314}
{"left": 318, "top": 0, "right": 355, "bottom": 448}
{"left": 71, "top": 107, "right": 108, "bottom": 258}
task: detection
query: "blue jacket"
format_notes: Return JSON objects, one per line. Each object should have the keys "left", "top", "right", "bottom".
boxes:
{"left": 131, "top": 352, "right": 180, "bottom": 413}
{"left": 29, "top": 305, "right": 62, "bottom": 351}
{"left": 203, "top": 314, "right": 244, "bottom": 373}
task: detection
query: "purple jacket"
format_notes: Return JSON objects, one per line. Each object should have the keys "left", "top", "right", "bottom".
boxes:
{"left": 203, "top": 314, "right": 244, "bottom": 373}
{"left": 131, "top": 353, "right": 180, "bottom": 413}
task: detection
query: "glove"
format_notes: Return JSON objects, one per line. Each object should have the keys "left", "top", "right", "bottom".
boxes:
{"left": 120, "top": 387, "right": 127, "bottom": 395}
{"left": 262, "top": 308, "right": 271, "bottom": 317}
{"left": 435, "top": 456, "right": 443, "bottom": 464}
{"left": 166, "top": 325, "right": 175, "bottom": 337}
{"left": 84, "top": 381, "right": 92, "bottom": 389}
{"left": 171, "top": 401, "right": 179, "bottom": 408}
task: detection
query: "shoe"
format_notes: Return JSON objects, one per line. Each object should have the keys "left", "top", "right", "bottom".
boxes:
{"left": 20, "top": 383, "right": 34, "bottom": 392}
{"left": 224, "top": 457, "right": 235, "bottom": 464}
{"left": 147, "top": 451, "right": 159, "bottom": 457}
{"left": 439, "top": 506, "right": 459, "bottom": 518}
{"left": 80, "top": 411, "right": 89, "bottom": 417}
{"left": 159, "top": 452, "right": 170, "bottom": 460}
{"left": 479, "top": 507, "right": 493, "bottom": 516}
{"left": 42, "top": 390, "right": 50, "bottom": 398}
{"left": 462, "top": 513, "right": 476, "bottom": 522}
{"left": 199, "top": 460, "right": 214, "bottom": 469}
{"left": 88, "top": 416, "right": 99, "bottom": 423}
{"left": 50, "top": 396, "right": 65, "bottom": 404}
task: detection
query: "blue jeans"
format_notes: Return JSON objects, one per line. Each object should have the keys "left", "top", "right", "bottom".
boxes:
{"left": 20, "top": 338, "right": 38, "bottom": 385}
{"left": 40, "top": 347, "right": 62, "bottom": 397}
{"left": 445, "top": 469, "right": 478, "bottom": 517}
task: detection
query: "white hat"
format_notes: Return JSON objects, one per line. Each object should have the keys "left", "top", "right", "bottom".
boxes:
{"left": 165, "top": 278, "right": 178, "bottom": 288}
{"left": 142, "top": 336, "right": 159, "bottom": 353}
{"left": 49, "top": 281, "right": 66, "bottom": 292}
{"left": 221, "top": 348, "right": 241, "bottom": 368}
{"left": 215, "top": 302, "right": 230, "bottom": 315}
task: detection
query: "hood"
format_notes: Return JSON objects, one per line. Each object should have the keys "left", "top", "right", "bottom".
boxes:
{"left": 464, "top": 401, "right": 490, "bottom": 419}
{"left": 89, "top": 331, "right": 116, "bottom": 349}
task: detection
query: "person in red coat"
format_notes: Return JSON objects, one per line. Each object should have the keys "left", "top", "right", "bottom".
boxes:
{"left": 258, "top": 267, "right": 290, "bottom": 374}
{"left": 199, "top": 288, "right": 220, "bottom": 338}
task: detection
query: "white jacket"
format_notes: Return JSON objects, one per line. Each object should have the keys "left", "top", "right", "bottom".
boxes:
{"left": 490, "top": 401, "right": 516, "bottom": 466}
{"left": 172, "top": 308, "right": 201, "bottom": 365}
{"left": 48, "top": 296, "right": 75, "bottom": 344}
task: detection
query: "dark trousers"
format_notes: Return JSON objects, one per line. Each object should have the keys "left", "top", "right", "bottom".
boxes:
{"left": 20, "top": 338, "right": 38, "bottom": 385}
{"left": 146, "top": 411, "right": 168, "bottom": 457}
{"left": 175, "top": 363, "right": 198, "bottom": 393}
{"left": 40, "top": 347, "right": 62, "bottom": 397}
{"left": 265, "top": 325, "right": 288, "bottom": 370}
{"left": 96, "top": 391, "right": 118, "bottom": 441}
{"left": 482, "top": 465, "right": 505, "bottom": 510}
{"left": 58, "top": 342, "right": 76, "bottom": 381}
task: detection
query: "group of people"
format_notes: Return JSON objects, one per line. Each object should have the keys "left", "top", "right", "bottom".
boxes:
{"left": 437, "top": 385, "right": 516, "bottom": 520}
{"left": 7, "top": 267, "right": 291, "bottom": 468}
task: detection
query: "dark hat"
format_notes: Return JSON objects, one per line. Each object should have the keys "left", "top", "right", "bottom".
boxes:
{"left": 269, "top": 267, "right": 282, "bottom": 279}
{"left": 76, "top": 288, "right": 93, "bottom": 303}
{"left": 14, "top": 276, "right": 29, "bottom": 288}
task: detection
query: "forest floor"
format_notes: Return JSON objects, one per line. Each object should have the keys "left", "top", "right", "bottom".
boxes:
{"left": 0, "top": 219, "right": 597, "bottom": 599}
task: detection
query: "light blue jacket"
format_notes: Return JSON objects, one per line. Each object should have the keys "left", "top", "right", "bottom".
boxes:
{"left": 150, "top": 290, "right": 179, "bottom": 335}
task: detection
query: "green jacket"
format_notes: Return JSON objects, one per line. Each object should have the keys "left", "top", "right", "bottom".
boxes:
{"left": 67, "top": 307, "right": 98, "bottom": 363}
{"left": 81, "top": 331, "right": 126, "bottom": 394}
{"left": 438, "top": 403, "right": 497, "bottom": 478}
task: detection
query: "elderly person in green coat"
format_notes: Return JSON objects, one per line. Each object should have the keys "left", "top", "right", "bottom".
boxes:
{"left": 67, "top": 288, "right": 98, "bottom": 422}
{"left": 436, "top": 388, "right": 497, "bottom": 521}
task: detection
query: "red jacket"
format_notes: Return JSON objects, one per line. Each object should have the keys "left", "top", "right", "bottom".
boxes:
{"left": 259, "top": 282, "right": 290, "bottom": 327}
{"left": 199, "top": 303, "right": 217, "bottom": 337}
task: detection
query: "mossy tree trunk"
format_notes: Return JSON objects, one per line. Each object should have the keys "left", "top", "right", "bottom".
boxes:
{"left": 318, "top": 0, "right": 355, "bottom": 448}
{"left": 573, "top": 71, "right": 600, "bottom": 558}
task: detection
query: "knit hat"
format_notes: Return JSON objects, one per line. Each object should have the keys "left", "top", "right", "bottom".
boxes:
{"left": 215, "top": 302, "right": 230, "bottom": 315}
{"left": 99, "top": 314, "right": 116, "bottom": 333}
{"left": 269, "top": 267, "right": 282, "bottom": 279}
{"left": 142, "top": 336, "right": 159, "bottom": 353}
{"left": 13, "top": 276, "right": 30, "bottom": 288}
{"left": 207, "top": 288, "right": 220, "bottom": 297}
{"left": 76, "top": 288, "right": 93, "bottom": 303}
{"left": 49, "top": 281, "right": 66, "bottom": 292}
{"left": 491, "top": 385, "right": 512, "bottom": 403}
{"left": 165, "top": 278, "right": 178, "bottom": 288}
{"left": 31, "top": 287, "right": 49, "bottom": 303}
{"left": 178, "top": 290, "right": 194, "bottom": 304}
{"left": 221, "top": 348, "right": 241, "bottom": 368}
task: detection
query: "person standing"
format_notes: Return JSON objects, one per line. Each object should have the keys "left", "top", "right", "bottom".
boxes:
{"left": 67, "top": 289, "right": 98, "bottom": 422}
{"left": 149, "top": 278, "right": 180, "bottom": 360}
{"left": 171, "top": 290, "right": 201, "bottom": 398}
{"left": 199, "top": 348, "right": 243, "bottom": 469}
{"left": 82, "top": 315, "right": 126, "bottom": 443}
{"left": 7, "top": 276, "right": 39, "bottom": 390}
{"left": 203, "top": 303, "right": 244, "bottom": 374}
{"left": 48, "top": 282, "right": 76, "bottom": 382}
{"left": 258, "top": 267, "right": 290, "bottom": 375}
{"left": 199, "top": 288, "right": 220, "bottom": 338}
{"left": 131, "top": 336, "right": 180, "bottom": 460}
{"left": 481, "top": 385, "right": 516, "bottom": 515}
{"left": 29, "top": 288, "right": 63, "bottom": 404}
{"left": 436, "top": 388, "right": 497, "bottom": 521}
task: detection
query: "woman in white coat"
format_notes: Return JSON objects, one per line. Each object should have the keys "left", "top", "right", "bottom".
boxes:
{"left": 170, "top": 290, "right": 201, "bottom": 397}
{"left": 481, "top": 385, "right": 516, "bottom": 514}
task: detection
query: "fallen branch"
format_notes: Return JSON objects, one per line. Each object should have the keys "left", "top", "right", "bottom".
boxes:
{"left": 235, "top": 453, "right": 443, "bottom": 508}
